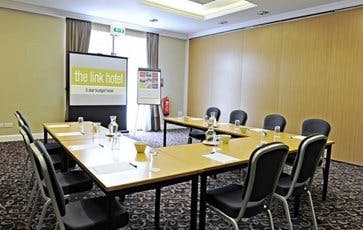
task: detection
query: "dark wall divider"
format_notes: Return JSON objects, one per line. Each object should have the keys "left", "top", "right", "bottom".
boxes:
{"left": 68, "top": 105, "right": 128, "bottom": 132}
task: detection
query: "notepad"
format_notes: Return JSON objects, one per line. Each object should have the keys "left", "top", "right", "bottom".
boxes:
{"left": 56, "top": 132, "right": 83, "bottom": 137}
{"left": 249, "top": 128, "right": 265, "bottom": 132}
{"left": 291, "top": 135, "right": 306, "bottom": 140}
{"left": 68, "top": 144, "right": 99, "bottom": 151}
{"left": 91, "top": 162, "right": 135, "bottom": 174}
{"left": 190, "top": 118, "right": 203, "bottom": 121}
{"left": 47, "top": 124, "right": 70, "bottom": 128}
{"left": 203, "top": 152, "right": 239, "bottom": 164}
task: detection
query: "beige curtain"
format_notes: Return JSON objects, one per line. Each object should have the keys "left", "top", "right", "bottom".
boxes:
{"left": 146, "top": 33, "right": 160, "bottom": 131}
{"left": 66, "top": 18, "right": 91, "bottom": 52}
{"left": 65, "top": 18, "right": 92, "bottom": 121}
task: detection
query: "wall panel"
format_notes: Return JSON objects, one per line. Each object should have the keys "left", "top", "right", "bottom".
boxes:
{"left": 327, "top": 9, "right": 363, "bottom": 164}
{"left": 278, "top": 14, "right": 333, "bottom": 133}
{"left": 241, "top": 24, "right": 283, "bottom": 126}
{"left": 188, "top": 7, "right": 363, "bottom": 165}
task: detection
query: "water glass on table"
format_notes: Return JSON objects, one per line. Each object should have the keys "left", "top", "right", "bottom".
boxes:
{"left": 274, "top": 126, "right": 281, "bottom": 140}
{"left": 78, "top": 117, "right": 84, "bottom": 133}
{"left": 234, "top": 120, "right": 241, "bottom": 130}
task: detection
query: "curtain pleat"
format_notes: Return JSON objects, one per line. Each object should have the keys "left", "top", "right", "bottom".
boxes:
{"left": 66, "top": 18, "right": 91, "bottom": 52}
{"left": 146, "top": 32, "right": 160, "bottom": 131}
{"left": 65, "top": 18, "right": 92, "bottom": 121}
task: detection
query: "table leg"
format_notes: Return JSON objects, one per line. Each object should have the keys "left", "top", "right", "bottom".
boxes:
{"left": 163, "top": 120, "right": 167, "bottom": 147}
{"left": 107, "top": 195, "right": 114, "bottom": 230}
{"left": 155, "top": 188, "right": 161, "bottom": 228}
{"left": 190, "top": 177, "right": 198, "bottom": 229}
{"left": 43, "top": 127, "right": 48, "bottom": 144}
{"left": 322, "top": 145, "right": 332, "bottom": 201}
{"left": 199, "top": 175, "right": 207, "bottom": 229}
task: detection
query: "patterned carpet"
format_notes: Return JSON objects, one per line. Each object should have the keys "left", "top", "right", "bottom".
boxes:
{"left": 0, "top": 128, "right": 362, "bottom": 229}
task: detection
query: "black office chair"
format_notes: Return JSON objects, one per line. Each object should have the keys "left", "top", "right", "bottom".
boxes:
{"left": 263, "top": 114, "right": 287, "bottom": 132}
{"left": 229, "top": 110, "right": 248, "bottom": 125}
{"left": 188, "top": 107, "right": 221, "bottom": 144}
{"left": 301, "top": 119, "right": 331, "bottom": 137}
{"left": 30, "top": 141, "right": 129, "bottom": 230}
{"left": 19, "top": 128, "right": 94, "bottom": 229}
{"left": 286, "top": 118, "right": 331, "bottom": 166}
{"left": 16, "top": 111, "right": 76, "bottom": 170}
{"left": 15, "top": 111, "right": 64, "bottom": 152}
{"left": 274, "top": 134, "right": 327, "bottom": 230}
{"left": 205, "top": 142, "right": 289, "bottom": 229}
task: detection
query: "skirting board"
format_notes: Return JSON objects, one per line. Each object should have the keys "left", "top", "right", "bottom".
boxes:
{"left": 0, "top": 125, "right": 184, "bottom": 142}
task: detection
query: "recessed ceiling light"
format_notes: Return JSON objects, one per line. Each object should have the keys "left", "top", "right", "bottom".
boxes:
{"left": 143, "top": 0, "right": 257, "bottom": 21}
{"left": 257, "top": 10, "right": 269, "bottom": 15}
{"left": 219, "top": 20, "right": 228, "bottom": 25}
{"left": 149, "top": 18, "right": 159, "bottom": 22}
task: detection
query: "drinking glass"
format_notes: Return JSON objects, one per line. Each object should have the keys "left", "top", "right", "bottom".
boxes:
{"left": 234, "top": 120, "right": 241, "bottom": 130}
{"left": 274, "top": 126, "right": 281, "bottom": 139}
{"left": 78, "top": 117, "right": 84, "bottom": 133}
{"left": 149, "top": 150, "right": 160, "bottom": 172}
{"left": 78, "top": 117, "right": 84, "bottom": 124}
{"left": 111, "top": 132, "right": 121, "bottom": 150}
{"left": 260, "top": 130, "right": 267, "bottom": 144}
{"left": 93, "top": 122, "right": 101, "bottom": 136}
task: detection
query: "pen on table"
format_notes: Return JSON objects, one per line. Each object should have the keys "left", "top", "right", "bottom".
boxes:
{"left": 99, "top": 144, "right": 104, "bottom": 148}
{"left": 129, "top": 162, "right": 138, "bottom": 168}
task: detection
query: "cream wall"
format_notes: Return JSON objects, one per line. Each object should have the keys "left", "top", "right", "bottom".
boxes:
{"left": 0, "top": 8, "right": 187, "bottom": 136}
{"left": 188, "top": 7, "right": 363, "bottom": 166}
{"left": 159, "top": 36, "right": 187, "bottom": 118}
{"left": 0, "top": 8, "right": 65, "bottom": 135}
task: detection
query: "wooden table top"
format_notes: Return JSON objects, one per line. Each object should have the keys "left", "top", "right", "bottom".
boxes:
{"left": 44, "top": 120, "right": 334, "bottom": 192}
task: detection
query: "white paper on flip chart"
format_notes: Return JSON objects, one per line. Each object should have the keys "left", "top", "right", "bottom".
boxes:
{"left": 203, "top": 152, "right": 239, "bottom": 164}
{"left": 47, "top": 124, "right": 70, "bottom": 128}
{"left": 56, "top": 132, "right": 83, "bottom": 136}
{"left": 91, "top": 162, "right": 135, "bottom": 174}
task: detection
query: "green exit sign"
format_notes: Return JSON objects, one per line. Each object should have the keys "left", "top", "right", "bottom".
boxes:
{"left": 110, "top": 25, "right": 126, "bottom": 36}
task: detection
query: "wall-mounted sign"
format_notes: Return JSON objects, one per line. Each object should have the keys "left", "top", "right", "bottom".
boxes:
{"left": 110, "top": 25, "right": 126, "bottom": 36}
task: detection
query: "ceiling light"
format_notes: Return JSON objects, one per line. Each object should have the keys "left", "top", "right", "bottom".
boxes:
{"left": 257, "top": 10, "right": 269, "bottom": 15}
{"left": 149, "top": 18, "right": 159, "bottom": 22}
{"left": 143, "top": 0, "right": 257, "bottom": 20}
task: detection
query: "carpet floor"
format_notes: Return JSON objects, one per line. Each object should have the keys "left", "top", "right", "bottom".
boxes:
{"left": 0, "top": 128, "right": 362, "bottom": 229}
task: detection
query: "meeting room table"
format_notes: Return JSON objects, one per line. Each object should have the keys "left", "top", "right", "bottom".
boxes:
{"left": 43, "top": 119, "right": 334, "bottom": 229}
{"left": 163, "top": 116, "right": 335, "bottom": 201}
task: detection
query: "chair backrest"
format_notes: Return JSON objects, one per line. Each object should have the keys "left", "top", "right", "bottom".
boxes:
{"left": 30, "top": 141, "right": 66, "bottom": 216}
{"left": 239, "top": 142, "right": 289, "bottom": 219}
{"left": 19, "top": 126, "right": 34, "bottom": 154}
{"left": 301, "top": 119, "right": 330, "bottom": 137}
{"left": 15, "top": 111, "right": 31, "bottom": 130}
{"left": 289, "top": 134, "right": 327, "bottom": 195}
{"left": 206, "top": 107, "right": 221, "bottom": 121}
{"left": 20, "top": 125, "right": 35, "bottom": 143}
{"left": 229, "top": 110, "right": 248, "bottom": 125}
{"left": 263, "top": 114, "right": 287, "bottom": 132}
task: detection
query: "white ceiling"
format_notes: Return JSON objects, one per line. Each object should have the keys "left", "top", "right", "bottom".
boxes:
{"left": 1, "top": 0, "right": 362, "bottom": 39}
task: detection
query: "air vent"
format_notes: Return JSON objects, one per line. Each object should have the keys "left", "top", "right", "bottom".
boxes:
{"left": 189, "top": 0, "right": 216, "bottom": 5}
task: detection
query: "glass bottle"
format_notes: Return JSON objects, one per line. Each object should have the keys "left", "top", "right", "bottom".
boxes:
{"left": 210, "top": 112, "right": 217, "bottom": 127}
{"left": 108, "top": 115, "right": 119, "bottom": 135}
{"left": 205, "top": 114, "right": 216, "bottom": 142}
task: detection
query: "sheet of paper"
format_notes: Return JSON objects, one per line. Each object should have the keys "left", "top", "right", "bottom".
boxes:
{"left": 47, "top": 124, "right": 70, "bottom": 128}
{"left": 249, "top": 128, "right": 265, "bottom": 132}
{"left": 68, "top": 144, "right": 100, "bottom": 151}
{"left": 203, "top": 152, "right": 239, "bottom": 163}
{"left": 56, "top": 132, "right": 83, "bottom": 137}
{"left": 190, "top": 118, "right": 203, "bottom": 121}
{"left": 291, "top": 135, "right": 306, "bottom": 140}
{"left": 91, "top": 162, "right": 135, "bottom": 174}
